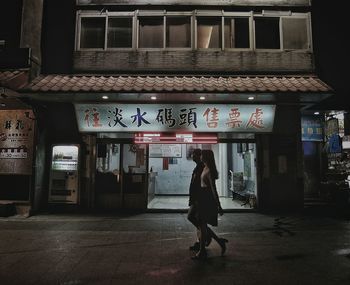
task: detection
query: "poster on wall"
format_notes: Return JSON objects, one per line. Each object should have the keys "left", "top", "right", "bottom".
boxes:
{"left": 301, "top": 115, "right": 324, "bottom": 142}
{"left": 0, "top": 110, "right": 35, "bottom": 175}
{"left": 149, "top": 144, "right": 182, "bottom": 158}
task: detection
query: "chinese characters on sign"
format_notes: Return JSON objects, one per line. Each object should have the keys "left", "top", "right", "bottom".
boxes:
{"left": 301, "top": 115, "right": 323, "bottom": 142}
{"left": 75, "top": 104, "right": 275, "bottom": 133}
{"left": 0, "top": 110, "right": 34, "bottom": 175}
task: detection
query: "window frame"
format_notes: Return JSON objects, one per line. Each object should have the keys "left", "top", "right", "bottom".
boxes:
{"left": 222, "top": 11, "right": 253, "bottom": 51}
{"left": 195, "top": 10, "right": 224, "bottom": 51}
{"left": 76, "top": 11, "right": 107, "bottom": 51}
{"left": 253, "top": 14, "right": 282, "bottom": 51}
{"left": 75, "top": 10, "right": 312, "bottom": 53}
{"left": 106, "top": 11, "right": 136, "bottom": 50}
{"left": 136, "top": 11, "right": 165, "bottom": 51}
{"left": 253, "top": 12, "right": 312, "bottom": 52}
{"left": 280, "top": 12, "right": 312, "bottom": 51}
{"left": 165, "top": 12, "right": 193, "bottom": 50}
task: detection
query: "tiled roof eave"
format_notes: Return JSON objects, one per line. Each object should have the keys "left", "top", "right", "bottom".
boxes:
{"left": 19, "top": 74, "right": 333, "bottom": 94}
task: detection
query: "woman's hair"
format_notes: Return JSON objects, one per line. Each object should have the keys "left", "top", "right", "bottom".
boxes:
{"left": 201, "top": 149, "right": 218, "bottom": 180}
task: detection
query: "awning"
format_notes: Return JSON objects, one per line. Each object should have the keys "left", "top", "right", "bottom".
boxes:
{"left": 0, "top": 70, "right": 30, "bottom": 109}
{"left": 0, "top": 70, "right": 29, "bottom": 90}
{"left": 19, "top": 74, "right": 333, "bottom": 106}
{"left": 22, "top": 74, "right": 331, "bottom": 93}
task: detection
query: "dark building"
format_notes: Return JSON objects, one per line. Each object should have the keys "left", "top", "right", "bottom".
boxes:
{"left": 0, "top": 0, "right": 43, "bottom": 216}
{"left": 1, "top": 0, "right": 333, "bottom": 215}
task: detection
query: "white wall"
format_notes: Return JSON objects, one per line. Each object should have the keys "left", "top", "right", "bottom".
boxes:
{"left": 149, "top": 144, "right": 193, "bottom": 195}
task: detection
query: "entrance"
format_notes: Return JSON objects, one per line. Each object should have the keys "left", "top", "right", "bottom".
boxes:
{"left": 95, "top": 142, "right": 147, "bottom": 210}
{"left": 147, "top": 142, "right": 257, "bottom": 210}
{"left": 94, "top": 141, "right": 257, "bottom": 210}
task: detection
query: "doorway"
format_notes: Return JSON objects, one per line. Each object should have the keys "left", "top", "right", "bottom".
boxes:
{"left": 95, "top": 142, "right": 147, "bottom": 210}
{"left": 146, "top": 142, "right": 257, "bottom": 210}
{"left": 93, "top": 141, "right": 257, "bottom": 210}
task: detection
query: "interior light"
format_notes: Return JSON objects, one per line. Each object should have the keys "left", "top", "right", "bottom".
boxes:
{"left": 0, "top": 103, "right": 5, "bottom": 107}
{"left": 199, "top": 96, "right": 206, "bottom": 100}
{"left": 314, "top": 111, "right": 320, "bottom": 115}
{"left": 134, "top": 133, "right": 217, "bottom": 144}
{"left": 102, "top": 95, "right": 109, "bottom": 100}
{"left": 248, "top": 96, "right": 254, "bottom": 100}
{"left": 151, "top": 96, "right": 157, "bottom": 100}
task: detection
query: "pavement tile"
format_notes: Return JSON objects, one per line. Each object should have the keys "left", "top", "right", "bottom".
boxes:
{"left": 0, "top": 213, "right": 350, "bottom": 285}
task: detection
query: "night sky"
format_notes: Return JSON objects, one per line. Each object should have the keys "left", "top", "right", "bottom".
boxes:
{"left": 311, "top": 1, "right": 349, "bottom": 109}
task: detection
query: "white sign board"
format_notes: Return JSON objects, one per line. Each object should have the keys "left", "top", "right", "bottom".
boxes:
{"left": 0, "top": 110, "right": 34, "bottom": 175}
{"left": 149, "top": 144, "right": 182, "bottom": 158}
{"left": 75, "top": 104, "right": 275, "bottom": 133}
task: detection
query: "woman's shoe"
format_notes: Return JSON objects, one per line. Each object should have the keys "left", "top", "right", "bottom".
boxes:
{"left": 219, "top": 238, "right": 228, "bottom": 256}
{"left": 205, "top": 235, "right": 212, "bottom": 247}
{"left": 189, "top": 242, "right": 200, "bottom": 251}
{"left": 191, "top": 250, "right": 207, "bottom": 260}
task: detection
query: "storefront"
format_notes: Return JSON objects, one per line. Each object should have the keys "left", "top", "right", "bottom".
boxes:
{"left": 72, "top": 103, "right": 275, "bottom": 211}
{"left": 19, "top": 74, "right": 333, "bottom": 212}
{"left": 0, "top": 71, "right": 35, "bottom": 216}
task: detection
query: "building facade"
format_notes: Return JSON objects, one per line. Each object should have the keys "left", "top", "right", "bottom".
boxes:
{"left": 0, "top": 0, "right": 43, "bottom": 216}
{"left": 2, "top": 0, "right": 333, "bottom": 214}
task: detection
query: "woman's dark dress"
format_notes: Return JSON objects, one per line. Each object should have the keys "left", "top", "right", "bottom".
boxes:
{"left": 197, "top": 168, "right": 218, "bottom": 226}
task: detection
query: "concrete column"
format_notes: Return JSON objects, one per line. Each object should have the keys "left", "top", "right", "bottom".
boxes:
{"left": 20, "top": 0, "right": 43, "bottom": 78}
{"left": 257, "top": 105, "right": 304, "bottom": 211}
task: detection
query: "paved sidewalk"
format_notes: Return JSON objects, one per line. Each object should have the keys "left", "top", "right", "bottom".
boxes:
{"left": 0, "top": 212, "right": 350, "bottom": 285}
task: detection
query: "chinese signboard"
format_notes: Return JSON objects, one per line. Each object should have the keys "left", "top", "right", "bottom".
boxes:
{"left": 0, "top": 110, "right": 34, "bottom": 174}
{"left": 75, "top": 104, "right": 276, "bottom": 133}
{"left": 301, "top": 115, "right": 324, "bottom": 142}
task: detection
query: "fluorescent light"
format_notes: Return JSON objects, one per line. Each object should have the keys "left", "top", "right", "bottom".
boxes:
{"left": 199, "top": 96, "right": 206, "bottom": 100}
{"left": 314, "top": 111, "right": 320, "bottom": 115}
{"left": 248, "top": 96, "right": 254, "bottom": 100}
{"left": 102, "top": 95, "right": 109, "bottom": 100}
{"left": 151, "top": 96, "right": 157, "bottom": 100}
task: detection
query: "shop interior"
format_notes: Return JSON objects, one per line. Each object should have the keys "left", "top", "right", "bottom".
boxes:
{"left": 320, "top": 112, "right": 350, "bottom": 207}
{"left": 95, "top": 141, "right": 257, "bottom": 210}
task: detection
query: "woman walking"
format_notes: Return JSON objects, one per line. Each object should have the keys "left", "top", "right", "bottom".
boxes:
{"left": 192, "top": 149, "right": 228, "bottom": 260}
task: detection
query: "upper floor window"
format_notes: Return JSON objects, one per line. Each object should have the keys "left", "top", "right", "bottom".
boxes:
{"left": 76, "top": 10, "right": 311, "bottom": 52}
{"left": 80, "top": 17, "right": 105, "bottom": 49}
{"left": 108, "top": 17, "right": 133, "bottom": 48}
{"left": 254, "top": 17, "right": 280, "bottom": 49}
{"left": 254, "top": 13, "right": 310, "bottom": 50}
{"left": 197, "top": 17, "right": 222, "bottom": 49}
{"left": 224, "top": 17, "right": 250, "bottom": 49}
{"left": 138, "top": 17, "right": 164, "bottom": 48}
{"left": 281, "top": 17, "right": 309, "bottom": 49}
{"left": 166, "top": 17, "right": 191, "bottom": 48}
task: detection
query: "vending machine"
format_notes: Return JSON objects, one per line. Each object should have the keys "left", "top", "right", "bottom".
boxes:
{"left": 48, "top": 144, "right": 79, "bottom": 204}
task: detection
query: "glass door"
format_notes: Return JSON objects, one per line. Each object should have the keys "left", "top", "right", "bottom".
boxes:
{"left": 95, "top": 143, "right": 122, "bottom": 209}
{"left": 121, "top": 144, "right": 148, "bottom": 209}
{"left": 95, "top": 142, "right": 148, "bottom": 210}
